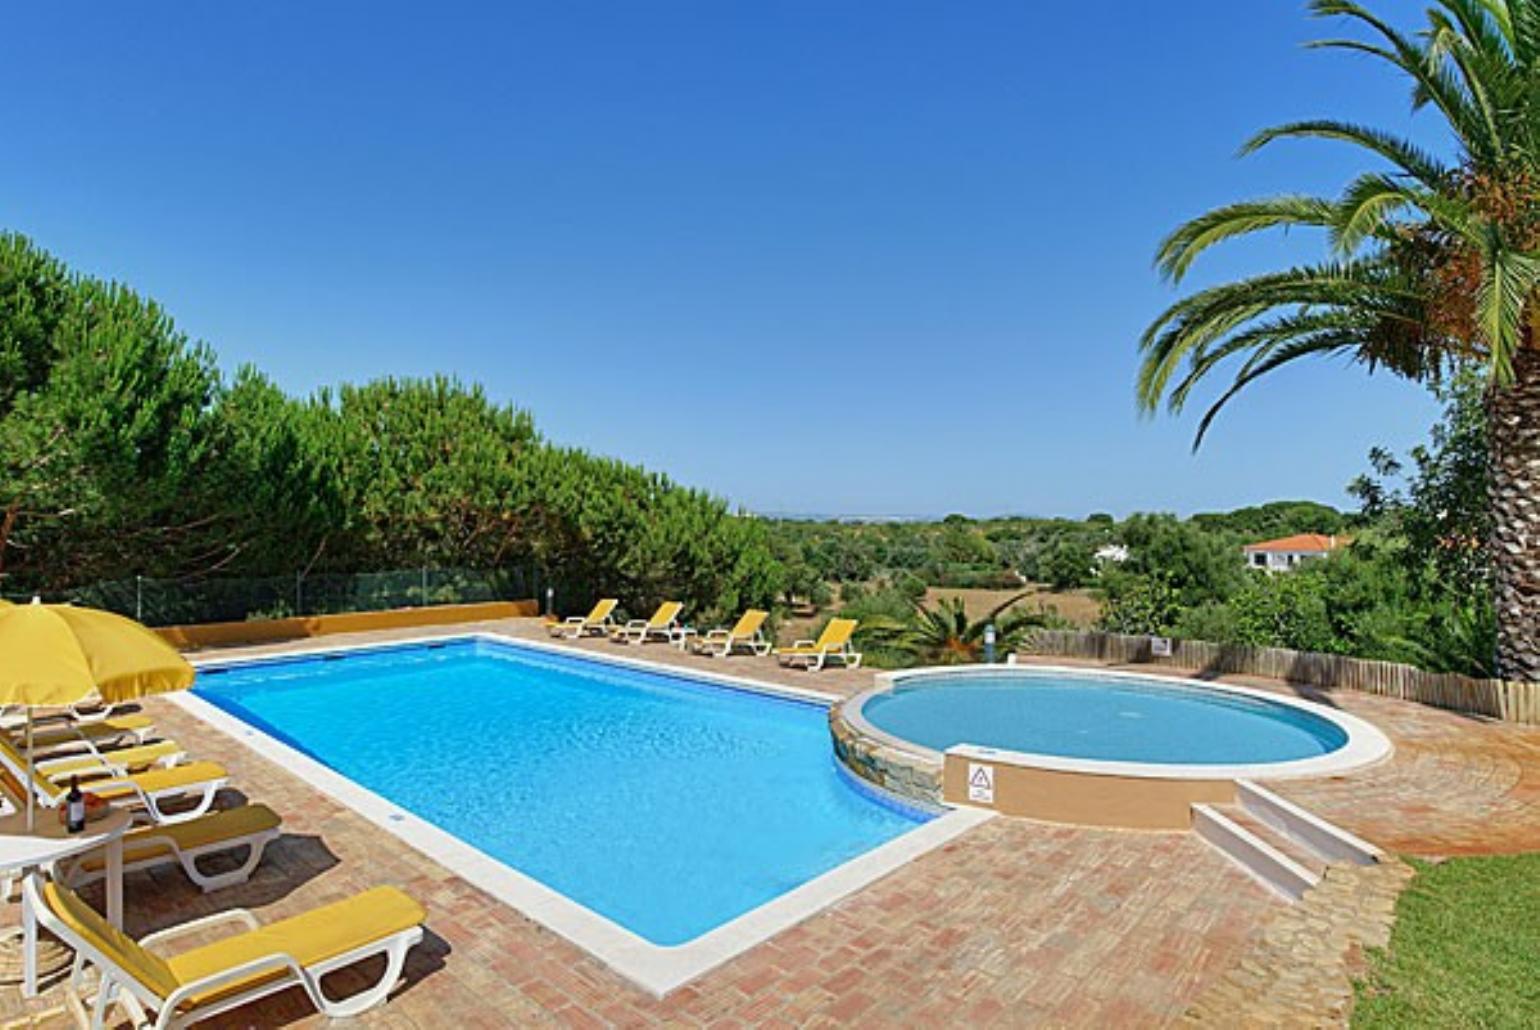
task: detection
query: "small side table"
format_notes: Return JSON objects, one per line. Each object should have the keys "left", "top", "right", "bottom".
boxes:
{"left": 670, "top": 627, "right": 698, "bottom": 651}
{"left": 0, "top": 804, "right": 130, "bottom": 996}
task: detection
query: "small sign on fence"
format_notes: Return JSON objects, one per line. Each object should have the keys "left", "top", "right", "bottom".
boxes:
{"left": 1149, "top": 636, "right": 1173, "bottom": 658}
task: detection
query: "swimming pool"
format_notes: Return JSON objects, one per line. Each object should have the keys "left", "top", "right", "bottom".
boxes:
{"left": 192, "top": 638, "right": 931, "bottom": 948}
{"left": 861, "top": 671, "right": 1349, "bottom": 764}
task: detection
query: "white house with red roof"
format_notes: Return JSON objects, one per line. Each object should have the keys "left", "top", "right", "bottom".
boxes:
{"left": 1241, "top": 533, "right": 1349, "bottom": 573}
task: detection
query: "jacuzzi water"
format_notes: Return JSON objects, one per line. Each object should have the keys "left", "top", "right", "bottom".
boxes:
{"left": 861, "top": 672, "right": 1349, "bottom": 764}
{"left": 195, "top": 639, "right": 928, "bottom": 945}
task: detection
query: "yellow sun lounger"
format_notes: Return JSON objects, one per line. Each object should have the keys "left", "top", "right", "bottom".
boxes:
{"left": 609, "top": 601, "right": 684, "bottom": 645}
{"left": 55, "top": 803, "right": 283, "bottom": 893}
{"left": 775, "top": 617, "right": 863, "bottom": 671}
{"left": 690, "top": 609, "right": 771, "bottom": 657}
{"left": 0, "top": 736, "right": 227, "bottom": 826}
{"left": 547, "top": 598, "right": 618, "bottom": 639}
{"left": 28, "top": 878, "right": 426, "bottom": 1027}
{"left": 36, "top": 740, "right": 184, "bottom": 781}
{"left": 0, "top": 700, "right": 133, "bottom": 732}
{"left": 16, "top": 713, "right": 156, "bottom": 752}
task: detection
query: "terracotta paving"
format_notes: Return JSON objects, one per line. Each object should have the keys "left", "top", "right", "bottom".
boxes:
{"left": 1014, "top": 655, "right": 1540, "bottom": 857}
{"left": 0, "top": 618, "right": 1534, "bottom": 1027}
{"left": 1261, "top": 690, "right": 1540, "bottom": 857}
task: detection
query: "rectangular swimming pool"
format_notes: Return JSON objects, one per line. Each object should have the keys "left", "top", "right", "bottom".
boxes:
{"left": 193, "top": 637, "right": 931, "bottom": 948}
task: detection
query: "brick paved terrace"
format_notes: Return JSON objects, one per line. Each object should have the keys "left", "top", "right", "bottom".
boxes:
{"left": 1, "top": 616, "right": 1535, "bottom": 1027}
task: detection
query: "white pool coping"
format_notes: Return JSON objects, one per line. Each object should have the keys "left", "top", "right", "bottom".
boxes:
{"left": 845, "top": 663, "right": 1393, "bottom": 781}
{"left": 174, "top": 631, "right": 993, "bottom": 998}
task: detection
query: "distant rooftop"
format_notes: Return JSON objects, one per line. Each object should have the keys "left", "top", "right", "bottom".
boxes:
{"left": 1242, "top": 533, "right": 1349, "bottom": 554}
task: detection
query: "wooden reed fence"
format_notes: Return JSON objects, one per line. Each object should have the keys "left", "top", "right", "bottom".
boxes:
{"left": 1024, "top": 629, "right": 1540, "bottom": 726}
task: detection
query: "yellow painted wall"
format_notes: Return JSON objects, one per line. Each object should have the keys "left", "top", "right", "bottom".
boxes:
{"left": 155, "top": 600, "right": 538, "bottom": 650}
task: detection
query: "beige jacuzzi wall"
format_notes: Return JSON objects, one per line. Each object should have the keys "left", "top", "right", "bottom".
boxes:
{"left": 941, "top": 753, "right": 1235, "bottom": 830}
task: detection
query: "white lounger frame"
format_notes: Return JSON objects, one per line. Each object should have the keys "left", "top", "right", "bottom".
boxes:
{"left": 90, "top": 774, "right": 225, "bottom": 827}
{"left": 54, "top": 819, "right": 280, "bottom": 893}
{"left": 1, "top": 701, "right": 129, "bottom": 731}
{"left": 611, "top": 618, "right": 681, "bottom": 646}
{"left": 25, "top": 875, "right": 422, "bottom": 1029}
{"left": 19, "top": 720, "right": 155, "bottom": 753}
{"left": 549, "top": 614, "right": 615, "bottom": 639}
{"left": 777, "top": 643, "right": 862, "bottom": 672}
{"left": 691, "top": 629, "right": 771, "bottom": 657}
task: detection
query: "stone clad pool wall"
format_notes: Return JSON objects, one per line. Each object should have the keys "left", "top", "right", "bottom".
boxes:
{"left": 828, "top": 706, "right": 943, "bottom": 805}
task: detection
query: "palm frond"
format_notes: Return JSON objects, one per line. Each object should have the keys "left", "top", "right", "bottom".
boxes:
{"left": 1190, "top": 334, "right": 1364, "bottom": 449}
{"left": 1332, "top": 172, "right": 1423, "bottom": 252}
{"left": 1164, "top": 308, "right": 1397, "bottom": 412}
{"left": 1509, "top": 0, "right": 1540, "bottom": 63}
{"left": 1309, "top": 1, "right": 1502, "bottom": 161}
{"left": 1474, "top": 229, "right": 1540, "bottom": 381}
{"left": 1242, "top": 120, "right": 1451, "bottom": 188}
{"left": 1139, "top": 260, "right": 1423, "bottom": 412}
{"left": 1425, "top": 15, "right": 1509, "bottom": 152}
{"left": 1436, "top": 0, "right": 1518, "bottom": 59}
{"left": 1155, "top": 197, "right": 1336, "bottom": 282}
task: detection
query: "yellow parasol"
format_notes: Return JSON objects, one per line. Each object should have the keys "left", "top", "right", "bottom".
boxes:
{"left": 0, "top": 600, "right": 194, "bottom": 828}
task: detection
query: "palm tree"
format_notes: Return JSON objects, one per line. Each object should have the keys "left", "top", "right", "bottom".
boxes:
{"left": 866, "top": 593, "right": 1051, "bottom": 665}
{"left": 1138, "top": 0, "right": 1540, "bottom": 681}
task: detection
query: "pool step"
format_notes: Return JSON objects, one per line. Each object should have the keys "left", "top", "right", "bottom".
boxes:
{"left": 1193, "top": 803, "right": 1321, "bottom": 901}
{"left": 1194, "top": 785, "right": 1377, "bottom": 902}
{"left": 1235, "top": 780, "right": 1381, "bottom": 867}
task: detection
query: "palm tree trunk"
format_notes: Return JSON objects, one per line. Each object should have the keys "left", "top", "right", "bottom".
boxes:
{"left": 1489, "top": 346, "right": 1540, "bottom": 682}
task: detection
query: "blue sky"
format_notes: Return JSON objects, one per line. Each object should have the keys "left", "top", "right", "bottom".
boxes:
{"left": 1, "top": 2, "right": 1446, "bottom": 518}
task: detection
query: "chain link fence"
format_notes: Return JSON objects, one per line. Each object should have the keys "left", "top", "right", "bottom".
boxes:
{"left": 0, "top": 566, "right": 539, "bottom": 627}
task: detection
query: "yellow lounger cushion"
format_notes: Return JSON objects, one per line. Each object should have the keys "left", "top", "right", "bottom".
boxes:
{"left": 70, "top": 761, "right": 226, "bottom": 803}
{"left": 167, "top": 887, "right": 428, "bottom": 1007}
{"left": 578, "top": 599, "right": 616, "bottom": 623}
{"left": 42, "top": 741, "right": 181, "bottom": 778}
{"left": 647, "top": 601, "right": 683, "bottom": 627}
{"left": 44, "top": 881, "right": 181, "bottom": 1000}
{"left": 720, "top": 609, "right": 767, "bottom": 639}
{"left": 25, "top": 714, "right": 154, "bottom": 746}
{"left": 76, "top": 804, "right": 282, "bottom": 873}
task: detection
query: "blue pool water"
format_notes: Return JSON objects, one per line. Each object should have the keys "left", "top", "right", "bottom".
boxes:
{"left": 862, "top": 673, "right": 1349, "bottom": 764}
{"left": 196, "top": 639, "right": 927, "bottom": 945}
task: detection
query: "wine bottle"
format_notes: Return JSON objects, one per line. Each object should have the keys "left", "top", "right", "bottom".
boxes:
{"left": 66, "top": 776, "right": 85, "bottom": 834}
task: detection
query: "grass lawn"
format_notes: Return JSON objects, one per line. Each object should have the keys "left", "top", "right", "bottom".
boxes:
{"left": 1354, "top": 853, "right": 1540, "bottom": 1028}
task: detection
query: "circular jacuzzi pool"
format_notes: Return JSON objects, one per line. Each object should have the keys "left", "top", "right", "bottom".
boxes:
{"left": 862, "top": 672, "right": 1349, "bottom": 766}
{"left": 835, "top": 665, "right": 1393, "bottom": 828}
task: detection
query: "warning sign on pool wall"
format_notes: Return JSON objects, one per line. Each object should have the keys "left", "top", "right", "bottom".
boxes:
{"left": 967, "top": 762, "right": 995, "bottom": 804}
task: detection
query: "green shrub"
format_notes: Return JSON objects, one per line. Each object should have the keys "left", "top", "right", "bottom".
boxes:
{"left": 1097, "top": 573, "right": 1181, "bottom": 636}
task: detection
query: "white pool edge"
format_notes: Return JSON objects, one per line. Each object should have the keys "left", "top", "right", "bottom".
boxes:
{"left": 194, "top": 629, "right": 848, "bottom": 708}
{"left": 847, "top": 663, "right": 1393, "bottom": 781}
{"left": 173, "top": 632, "right": 993, "bottom": 998}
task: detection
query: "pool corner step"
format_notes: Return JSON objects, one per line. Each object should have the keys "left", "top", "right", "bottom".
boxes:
{"left": 1193, "top": 803, "right": 1323, "bottom": 902}
{"left": 1234, "top": 780, "right": 1382, "bottom": 867}
{"left": 1194, "top": 786, "right": 1380, "bottom": 902}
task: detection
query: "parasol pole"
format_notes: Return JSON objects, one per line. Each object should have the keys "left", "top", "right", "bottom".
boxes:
{"left": 23, "top": 711, "right": 33, "bottom": 833}
{"left": 22, "top": 597, "right": 37, "bottom": 832}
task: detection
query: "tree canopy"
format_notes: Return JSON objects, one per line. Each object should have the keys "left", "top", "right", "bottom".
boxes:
{"left": 0, "top": 233, "right": 779, "bottom": 622}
